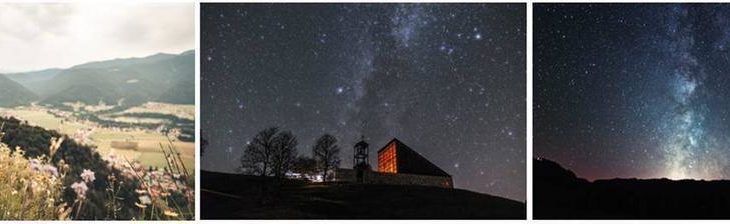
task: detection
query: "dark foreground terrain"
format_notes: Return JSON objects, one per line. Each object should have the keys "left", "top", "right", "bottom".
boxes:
{"left": 534, "top": 157, "right": 730, "bottom": 219}
{"left": 201, "top": 170, "right": 525, "bottom": 219}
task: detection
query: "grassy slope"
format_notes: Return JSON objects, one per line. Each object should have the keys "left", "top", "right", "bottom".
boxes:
{"left": 201, "top": 171, "right": 526, "bottom": 219}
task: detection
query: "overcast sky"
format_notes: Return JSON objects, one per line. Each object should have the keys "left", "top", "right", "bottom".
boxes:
{"left": 0, "top": 3, "right": 194, "bottom": 73}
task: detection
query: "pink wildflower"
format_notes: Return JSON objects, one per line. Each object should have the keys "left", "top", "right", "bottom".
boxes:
{"left": 80, "top": 169, "right": 95, "bottom": 183}
{"left": 70, "top": 181, "right": 88, "bottom": 199}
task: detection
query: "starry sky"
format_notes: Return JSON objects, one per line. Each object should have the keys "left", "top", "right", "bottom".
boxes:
{"left": 201, "top": 3, "right": 525, "bottom": 201}
{"left": 535, "top": 4, "right": 730, "bottom": 181}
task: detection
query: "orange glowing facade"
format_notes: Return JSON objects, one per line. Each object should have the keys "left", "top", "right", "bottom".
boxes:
{"left": 338, "top": 138, "right": 453, "bottom": 188}
{"left": 378, "top": 142, "right": 397, "bottom": 173}
{"left": 376, "top": 138, "right": 451, "bottom": 178}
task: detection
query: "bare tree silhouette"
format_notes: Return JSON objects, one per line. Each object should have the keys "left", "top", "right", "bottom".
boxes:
{"left": 241, "top": 127, "right": 279, "bottom": 176}
{"left": 313, "top": 134, "right": 341, "bottom": 182}
{"left": 270, "top": 130, "right": 297, "bottom": 178}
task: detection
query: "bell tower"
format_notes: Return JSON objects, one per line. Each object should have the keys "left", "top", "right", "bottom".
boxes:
{"left": 353, "top": 136, "right": 369, "bottom": 168}
{"left": 353, "top": 136, "right": 370, "bottom": 183}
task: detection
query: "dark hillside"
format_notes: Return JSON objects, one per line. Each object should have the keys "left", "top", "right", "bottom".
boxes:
{"left": 201, "top": 170, "right": 525, "bottom": 219}
{"left": 534, "top": 158, "right": 730, "bottom": 219}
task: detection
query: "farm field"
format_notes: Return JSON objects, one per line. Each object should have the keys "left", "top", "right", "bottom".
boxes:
{"left": 0, "top": 106, "right": 194, "bottom": 174}
{"left": 115, "top": 102, "right": 195, "bottom": 120}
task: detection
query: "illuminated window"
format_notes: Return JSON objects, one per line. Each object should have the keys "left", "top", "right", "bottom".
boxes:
{"left": 378, "top": 142, "right": 397, "bottom": 173}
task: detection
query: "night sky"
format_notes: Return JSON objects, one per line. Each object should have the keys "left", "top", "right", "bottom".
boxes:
{"left": 201, "top": 3, "right": 525, "bottom": 201}
{"left": 536, "top": 4, "right": 730, "bottom": 181}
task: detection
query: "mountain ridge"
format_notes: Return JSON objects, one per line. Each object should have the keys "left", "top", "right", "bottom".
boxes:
{"left": 1, "top": 50, "right": 194, "bottom": 107}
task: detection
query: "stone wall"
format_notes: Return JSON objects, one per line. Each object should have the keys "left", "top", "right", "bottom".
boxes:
{"left": 334, "top": 168, "right": 453, "bottom": 188}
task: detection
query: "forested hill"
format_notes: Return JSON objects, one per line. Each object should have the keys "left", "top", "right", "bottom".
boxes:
{"left": 0, "top": 75, "right": 37, "bottom": 107}
{"left": 2, "top": 50, "right": 194, "bottom": 107}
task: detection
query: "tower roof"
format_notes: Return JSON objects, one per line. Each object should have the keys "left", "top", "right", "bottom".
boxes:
{"left": 355, "top": 139, "right": 369, "bottom": 148}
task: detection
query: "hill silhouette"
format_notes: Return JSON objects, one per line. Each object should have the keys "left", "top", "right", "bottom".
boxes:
{"left": 534, "top": 157, "right": 730, "bottom": 219}
{"left": 201, "top": 170, "right": 525, "bottom": 219}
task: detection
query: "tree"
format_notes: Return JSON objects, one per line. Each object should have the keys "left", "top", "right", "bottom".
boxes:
{"left": 270, "top": 131, "right": 297, "bottom": 178}
{"left": 312, "top": 134, "right": 341, "bottom": 182}
{"left": 240, "top": 127, "right": 279, "bottom": 176}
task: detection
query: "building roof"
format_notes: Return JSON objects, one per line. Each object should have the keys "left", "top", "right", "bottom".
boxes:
{"left": 377, "top": 138, "right": 451, "bottom": 177}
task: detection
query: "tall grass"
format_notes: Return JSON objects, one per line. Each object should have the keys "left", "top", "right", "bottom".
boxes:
{"left": 105, "top": 138, "right": 195, "bottom": 220}
{"left": 0, "top": 143, "right": 69, "bottom": 220}
{"left": 0, "top": 120, "right": 194, "bottom": 220}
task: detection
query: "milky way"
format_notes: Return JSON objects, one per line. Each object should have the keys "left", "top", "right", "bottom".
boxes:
{"left": 535, "top": 4, "right": 730, "bottom": 180}
{"left": 201, "top": 3, "right": 525, "bottom": 201}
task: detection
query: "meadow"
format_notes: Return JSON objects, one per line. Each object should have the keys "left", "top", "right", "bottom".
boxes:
{"left": 115, "top": 102, "right": 195, "bottom": 120}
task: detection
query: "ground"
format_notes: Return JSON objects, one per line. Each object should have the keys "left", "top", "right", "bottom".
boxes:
{"left": 201, "top": 171, "right": 526, "bottom": 219}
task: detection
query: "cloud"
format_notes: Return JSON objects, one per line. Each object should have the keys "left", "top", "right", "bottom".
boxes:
{"left": 0, "top": 3, "right": 193, "bottom": 72}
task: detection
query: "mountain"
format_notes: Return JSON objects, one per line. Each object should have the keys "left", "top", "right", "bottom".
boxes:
{"left": 534, "top": 157, "right": 730, "bottom": 219}
{"left": 202, "top": 171, "right": 526, "bottom": 219}
{"left": 0, "top": 75, "right": 37, "bottom": 107}
{"left": 157, "top": 79, "right": 195, "bottom": 104}
{"left": 3, "top": 68, "right": 62, "bottom": 95}
{"left": 4, "top": 68, "right": 62, "bottom": 83}
{"left": 6, "top": 50, "right": 194, "bottom": 106}
{"left": 71, "top": 52, "right": 178, "bottom": 69}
